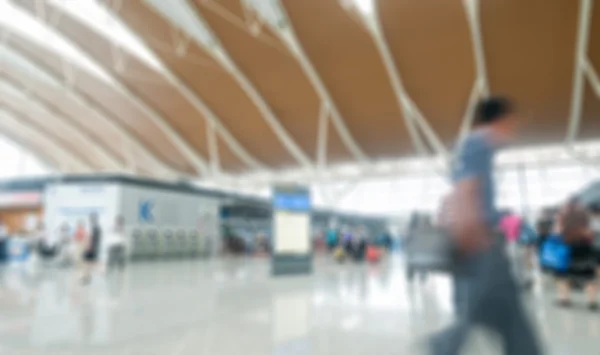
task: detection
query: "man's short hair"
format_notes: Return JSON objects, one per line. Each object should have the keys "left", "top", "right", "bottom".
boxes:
{"left": 473, "top": 96, "right": 515, "bottom": 126}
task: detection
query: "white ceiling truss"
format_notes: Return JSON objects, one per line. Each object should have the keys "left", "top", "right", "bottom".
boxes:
{"left": 206, "top": 118, "right": 221, "bottom": 177}
{"left": 459, "top": 0, "right": 487, "bottom": 143}
{"left": 238, "top": 140, "right": 600, "bottom": 189}
{"left": 142, "top": 0, "right": 314, "bottom": 170}
{"left": 0, "top": 43, "right": 178, "bottom": 178}
{"left": 347, "top": 1, "right": 450, "bottom": 171}
{"left": 30, "top": 0, "right": 213, "bottom": 176}
{"left": 316, "top": 101, "right": 330, "bottom": 170}
{"left": 0, "top": 79, "right": 122, "bottom": 171}
{"left": 243, "top": 0, "right": 370, "bottom": 163}
{"left": 0, "top": 109, "right": 91, "bottom": 173}
{"left": 463, "top": 0, "right": 489, "bottom": 96}
{"left": 100, "top": 0, "right": 266, "bottom": 172}
{"left": 0, "top": 0, "right": 597, "bottom": 189}
{"left": 567, "top": 0, "right": 594, "bottom": 146}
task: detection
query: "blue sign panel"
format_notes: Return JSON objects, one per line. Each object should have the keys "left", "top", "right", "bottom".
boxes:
{"left": 273, "top": 193, "right": 311, "bottom": 212}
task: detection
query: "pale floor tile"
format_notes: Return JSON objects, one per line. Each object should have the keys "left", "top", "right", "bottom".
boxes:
{"left": 0, "top": 257, "right": 598, "bottom": 354}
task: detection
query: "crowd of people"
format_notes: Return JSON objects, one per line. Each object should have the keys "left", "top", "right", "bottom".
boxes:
{"left": 495, "top": 200, "right": 600, "bottom": 311}
{"left": 34, "top": 213, "right": 127, "bottom": 284}
{"left": 326, "top": 226, "right": 391, "bottom": 263}
{"left": 534, "top": 200, "right": 600, "bottom": 309}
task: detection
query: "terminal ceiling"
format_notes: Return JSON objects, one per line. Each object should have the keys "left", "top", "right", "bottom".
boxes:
{"left": 0, "top": 0, "right": 600, "bottom": 180}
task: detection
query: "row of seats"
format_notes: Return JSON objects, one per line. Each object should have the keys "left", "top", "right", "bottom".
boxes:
{"left": 129, "top": 229, "right": 207, "bottom": 259}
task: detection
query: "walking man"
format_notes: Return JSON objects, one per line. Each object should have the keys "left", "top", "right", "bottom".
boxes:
{"left": 431, "top": 97, "right": 543, "bottom": 354}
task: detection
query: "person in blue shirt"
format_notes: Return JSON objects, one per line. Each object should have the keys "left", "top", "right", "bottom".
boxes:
{"left": 430, "top": 97, "right": 542, "bottom": 355}
{"left": 326, "top": 227, "right": 338, "bottom": 252}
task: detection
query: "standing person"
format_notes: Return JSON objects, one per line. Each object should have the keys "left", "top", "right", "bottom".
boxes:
{"left": 591, "top": 204, "right": 600, "bottom": 285}
{"left": 73, "top": 221, "right": 87, "bottom": 265}
{"left": 431, "top": 97, "right": 542, "bottom": 355}
{"left": 326, "top": 226, "right": 338, "bottom": 252}
{"left": 82, "top": 213, "right": 102, "bottom": 285}
{"left": 106, "top": 215, "right": 127, "bottom": 272}
{"left": 554, "top": 197, "right": 597, "bottom": 309}
{"left": 536, "top": 208, "right": 554, "bottom": 251}
{"left": 499, "top": 210, "right": 530, "bottom": 288}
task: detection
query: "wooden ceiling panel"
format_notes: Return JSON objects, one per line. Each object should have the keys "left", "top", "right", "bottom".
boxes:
{"left": 1, "top": 27, "right": 194, "bottom": 174}
{"left": 0, "top": 108, "right": 89, "bottom": 171}
{"left": 0, "top": 73, "right": 167, "bottom": 176}
{"left": 0, "top": 99, "right": 99, "bottom": 170}
{"left": 12, "top": 0, "right": 211, "bottom": 163}
{"left": 0, "top": 69, "right": 123, "bottom": 164}
{"left": 283, "top": 0, "right": 412, "bottom": 158}
{"left": 326, "top": 114, "right": 352, "bottom": 163}
{"left": 111, "top": 0, "right": 293, "bottom": 167}
{"left": 216, "top": 135, "right": 247, "bottom": 173}
{"left": 481, "top": 0, "right": 578, "bottom": 144}
{"left": 194, "top": 0, "right": 337, "bottom": 161}
{"left": 0, "top": 93, "right": 100, "bottom": 169}
{"left": 379, "top": 0, "right": 475, "bottom": 147}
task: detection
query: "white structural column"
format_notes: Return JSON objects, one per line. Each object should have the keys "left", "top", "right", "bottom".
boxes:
{"left": 263, "top": 0, "right": 368, "bottom": 163}
{"left": 316, "top": 101, "right": 330, "bottom": 169}
{"left": 205, "top": 118, "right": 220, "bottom": 177}
{"left": 566, "top": 0, "right": 593, "bottom": 144}
{"left": 0, "top": 80, "right": 122, "bottom": 171}
{"left": 457, "top": 80, "right": 482, "bottom": 144}
{"left": 25, "top": 0, "right": 211, "bottom": 175}
{"left": 170, "top": 0, "right": 314, "bottom": 169}
{"left": 0, "top": 110, "right": 91, "bottom": 172}
{"left": 100, "top": 0, "right": 264, "bottom": 171}
{"left": 0, "top": 45, "right": 177, "bottom": 178}
{"left": 584, "top": 58, "right": 600, "bottom": 97}
{"left": 459, "top": 0, "right": 488, "bottom": 143}
{"left": 463, "top": 0, "right": 488, "bottom": 96}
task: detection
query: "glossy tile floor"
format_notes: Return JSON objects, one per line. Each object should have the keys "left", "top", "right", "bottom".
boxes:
{"left": 0, "top": 257, "right": 599, "bottom": 354}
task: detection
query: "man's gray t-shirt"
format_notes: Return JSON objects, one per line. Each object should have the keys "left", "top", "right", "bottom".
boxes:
{"left": 451, "top": 130, "right": 498, "bottom": 227}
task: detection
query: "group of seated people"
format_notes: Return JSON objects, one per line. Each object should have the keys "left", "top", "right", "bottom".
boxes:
{"left": 327, "top": 227, "right": 386, "bottom": 263}
{"left": 534, "top": 198, "right": 600, "bottom": 310}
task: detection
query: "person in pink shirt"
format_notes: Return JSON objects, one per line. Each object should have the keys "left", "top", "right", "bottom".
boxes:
{"left": 499, "top": 211, "right": 535, "bottom": 290}
{"left": 500, "top": 211, "right": 522, "bottom": 243}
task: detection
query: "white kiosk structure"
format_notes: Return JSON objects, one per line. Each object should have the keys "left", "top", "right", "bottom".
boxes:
{"left": 271, "top": 185, "right": 312, "bottom": 276}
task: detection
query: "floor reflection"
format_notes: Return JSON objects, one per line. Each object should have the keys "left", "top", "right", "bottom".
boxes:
{"left": 0, "top": 258, "right": 600, "bottom": 354}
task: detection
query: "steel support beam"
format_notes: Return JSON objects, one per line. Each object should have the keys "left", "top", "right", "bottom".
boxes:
{"left": 236, "top": 141, "right": 600, "bottom": 188}
{"left": 353, "top": 3, "right": 449, "bottom": 162}
{"left": 457, "top": 79, "right": 482, "bottom": 144}
{"left": 366, "top": 7, "right": 427, "bottom": 156}
{"left": 458, "top": 0, "right": 489, "bottom": 144}
{"left": 162, "top": 0, "right": 314, "bottom": 169}
{"left": 0, "top": 80, "right": 122, "bottom": 171}
{"left": 316, "top": 101, "right": 330, "bottom": 170}
{"left": 463, "top": 0, "right": 489, "bottom": 96}
{"left": 584, "top": 58, "right": 600, "bottom": 98}
{"left": 99, "top": 0, "right": 264, "bottom": 171}
{"left": 260, "top": 0, "right": 369, "bottom": 163}
{"left": 206, "top": 119, "right": 220, "bottom": 177}
{"left": 0, "top": 44, "right": 178, "bottom": 178}
{"left": 0, "top": 109, "right": 91, "bottom": 172}
{"left": 22, "top": 0, "right": 211, "bottom": 175}
{"left": 566, "top": 0, "right": 593, "bottom": 145}
{"left": 406, "top": 98, "right": 450, "bottom": 161}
